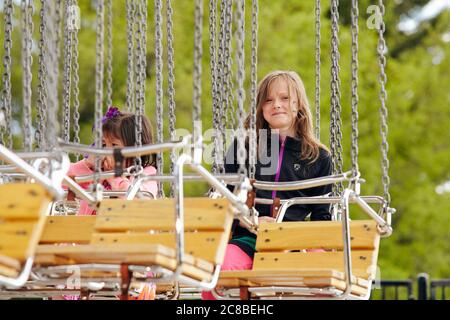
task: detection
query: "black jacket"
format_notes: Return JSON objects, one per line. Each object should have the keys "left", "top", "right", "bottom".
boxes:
{"left": 225, "top": 132, "right": 332, "bottom": 257}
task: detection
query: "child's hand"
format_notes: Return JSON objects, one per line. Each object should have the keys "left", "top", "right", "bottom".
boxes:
{"left": 84, "top": 155, "right": 96, "bottom": 170}
{"left": 239, "top": 215, "right": 276, "bottom": 228}
{"left": 258, "top": 216, "right": 276, "bottom": 223}
{"left": 102, "top": 156, "right": 114, "bottom": 172}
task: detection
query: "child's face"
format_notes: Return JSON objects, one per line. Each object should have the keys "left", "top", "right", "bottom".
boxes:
{"left": 102, "top": 134, "right": 125, "bottom": 171}
{"left": 102, "top": 134, "right": 124, "bottom": 148}
{"left": 262, "top": 78, "right": 298, "bottom": 136}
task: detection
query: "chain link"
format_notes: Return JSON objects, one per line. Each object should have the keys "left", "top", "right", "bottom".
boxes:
{"left": 330, "top": 0, "right": 337, "bottom": 176}
{"left": 1, "top": 0, "right": 13, "bottom": 148}
{"left": 217, "top": 0, "right": 227, "bottom": 174}
{"left": 330, "top": 0, "right": 343, "bottom": 195}
{"left": 350, "top": 0, "right": 360, "bottom": 177}
{"left": 134, "top": 0, "right": 148, "bottom": 188}
{"left": 193, "top": 0, "right": 203, "bottom": 166}
{"left": 55, "top": 0, "right": 62, "bottom": 62}
{"left": 235, "top": 0, "right": 246, "bottom": 175}
{"left": 134, "top": 0, "right": 143, "bottom": 170}
{"left": 377, "top": 0, "right": 391, "bottom": 206}
{"left": 209, "top": 0, "right": 220, "bottom": 174}
{"left": 166, "top": 0, "right": 176, "bottom": 196}
{"left": 154, "top": 0, "right": 164, "bottom": 197}
{"left": 224, "top": 0, "right": 235, "bottom": 132}
{"left": 94, "top": 0, "right": 105, "bottom": 185}
{"left": 314, "top": 0, "right": 321, "bottom": 140}
{"left": 44, "top": 0, "right": 60, "bottom": 151}
{"left": 62, "top": 0, "right": 73, "bottom": 143}
{"left": 217, "top": 0, "right": 234, "bottom": 173}
{"left": 249, "top": 0, "right": 258, "bottom": 179}
{"left": 36, "top": 0, "right": 48, "bottom": 150}
{"left": 71, "top": 0, "right": 81, "bottom": 160}
{"left": 21, "top": 0, "right": 34, "bottom": 151}
{"left": 125, "top": 0, "right": 136, "bottom": 112}
{"left": 105, "top": 0, "right": 113, "bottom": 107}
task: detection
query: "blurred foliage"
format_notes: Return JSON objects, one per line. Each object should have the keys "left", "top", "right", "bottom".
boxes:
{"left": 0, "top": 0, "right": 448, "bottom": 281}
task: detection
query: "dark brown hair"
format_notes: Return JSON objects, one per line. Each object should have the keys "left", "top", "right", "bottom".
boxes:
{"left": 102, "top": 112, "right": 156, "bottom": 168}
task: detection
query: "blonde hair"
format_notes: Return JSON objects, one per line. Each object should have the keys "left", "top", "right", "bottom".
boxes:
{"left": 245, "top": 70, "right": 328, "bottom": 163}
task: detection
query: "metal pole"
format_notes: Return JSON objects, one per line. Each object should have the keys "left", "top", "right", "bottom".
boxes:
{"left": 417, "top": 273, "right": 429, "bottom": 300}
{"left": 0, "top": 144, "right": 64, "bottom": 199}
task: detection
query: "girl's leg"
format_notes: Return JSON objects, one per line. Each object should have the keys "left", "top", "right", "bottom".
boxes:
{"left": 201, "top": 243, "right": 253, "bottom": 300}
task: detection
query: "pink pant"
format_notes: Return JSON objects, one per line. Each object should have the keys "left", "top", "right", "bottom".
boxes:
{"left": 201, "top": 244, "right": 253, "bottom": 300}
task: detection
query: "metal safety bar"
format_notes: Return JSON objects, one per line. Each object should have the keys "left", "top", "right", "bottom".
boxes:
{"left": 275, "top": 193, "right": 393, "bottom": 237}
{"left": 58, "top": 136, "right": 190, "bottom": 157}
{"left": 251, "top": 171, "right": 354, "bottom": 191}
{"left": 167, "top": 153, "right": 252, "bottom": 289}
{"left": 75, "top": 171, "right": 243, "bottom": 184}
{"left": 15, "top": 151, "right": 63, "bottom": 160}
{"left": 64, "top": 190, "right": 154, "bottom": 199}
{"left": 0, "top": 144, "right": 65, "bottom": 199}
{"left": 255, "top": 195, "right": 385, "bottom": 206}
{"left": 61, "top": 176, "right": 155, "bottom": 207}
{"left": 0, "top": 259, "right": 35, "bottom": 289}
{"left": 62, "top": 176, "right": 97, "bottom": 205}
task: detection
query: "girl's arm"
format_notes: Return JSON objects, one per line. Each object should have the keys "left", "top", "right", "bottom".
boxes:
{"left": 67, "top": 158, "right": 94, "bottom": 176}
{"left": 65, "top": 159, "right": 95, "bottom": 190}
{"left": 106, "top": 176, "right": 132, "bottom": 191}
{"left": 106, "top": 166, "right": 158, "bottom": 197}
{"left": 139, "top": 166, "right": 158, "bottom": 198}
{"left": 309, "top": 151, "right": 333, "bottom": 221}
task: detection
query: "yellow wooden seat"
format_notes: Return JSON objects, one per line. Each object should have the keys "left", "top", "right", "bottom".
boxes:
{"left": 0, "top": 183, "right": 52, "bottom": 279}
{"left": 216, "top": 220, "right": 380, "bottom": 299}
{"left": 36, "top": 198, "right": 234, "bottom": 286}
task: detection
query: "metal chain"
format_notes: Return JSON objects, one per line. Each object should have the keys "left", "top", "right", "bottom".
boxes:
{"left": 217, "top": 0, "right": 227, "bottom": 173}
{"left": 134, "top": 0, "right": 144, "bottom": 170}
{"left": 55, "top": 0, "right": 62, "bottom": 62}
{"left": 105, "top": 0, "right": 113, "bottom": 107}
{"left": 36, "top": 0, "right": 48, "bottom": 150}
{"left": 154, "top": 0, "right": 165, "bottom": 197}
{"left": 350, "top": 0, "right": 360, "bottom": 178}
{"left": 133, "top": 0, "right": 148, "bottom": 183}
{"left": 209, "top": 0, "right": 220, "bottom": 174}
{"left": 167, "top": 0, "right": 177, "bottom": 196}
{"left": 192, "top": 0, "right": 203, "bottom": 165}
{"left": 329, "top": 0, "right": 337, "bottom": 177}
{"left": 71, "top": 0, "right": 81, "bottom": 160}
{"left": 21, "top": 0, "right": 34, "bottom": 151}
{"left": 330, "top": 0, "right": 343, "bottom": 195}
{"left": 224, "top": 0, "right": 235, "bottom": 131}
{"left": 44, "top": 0, "right": 60, "bottom": 150}
{"left": 94, "top": 0, "right": 105, "bottom": 185}
{"left": 249, "top": 0, "right": 258, "bottom": 179}
{"left": 314, "top": 0, "right": 321, "bottom": 140}
{"left": 377, "top": 0, "right": 391, "bottom": 206}
{"left": 125, "top": 0, "right": 136, "bottom": 112}
{"left": 1, "top": 0, "right": 13, "bottom": 148}
{"left": 62, "top": 0, "right": 73, "bottom": 142}
{"left": 235, "top": 0, "right": 246, "bottom": 175}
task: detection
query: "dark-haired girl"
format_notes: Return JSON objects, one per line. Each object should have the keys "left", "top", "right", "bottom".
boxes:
{"left": 66, "top": 106, "right": 158, "bottom": 215}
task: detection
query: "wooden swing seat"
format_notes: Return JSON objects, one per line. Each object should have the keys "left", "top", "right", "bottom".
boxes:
{"left": 0, "top": 183, "right": 52, "bottom": 279}
{"left": 216, "top": 220, "right": 380, "bottom": 299}
{"left": 35, "top": 198, "right": 233, "bottom": 284}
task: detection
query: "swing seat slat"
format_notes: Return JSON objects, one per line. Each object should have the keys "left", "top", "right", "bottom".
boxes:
{"left": 217, "top": 220, "right": 380, "bottom": 299}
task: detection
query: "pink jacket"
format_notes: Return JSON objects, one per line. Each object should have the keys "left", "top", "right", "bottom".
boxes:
{"left": 65, "top": 159, "right": 158, "bottom": 215}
